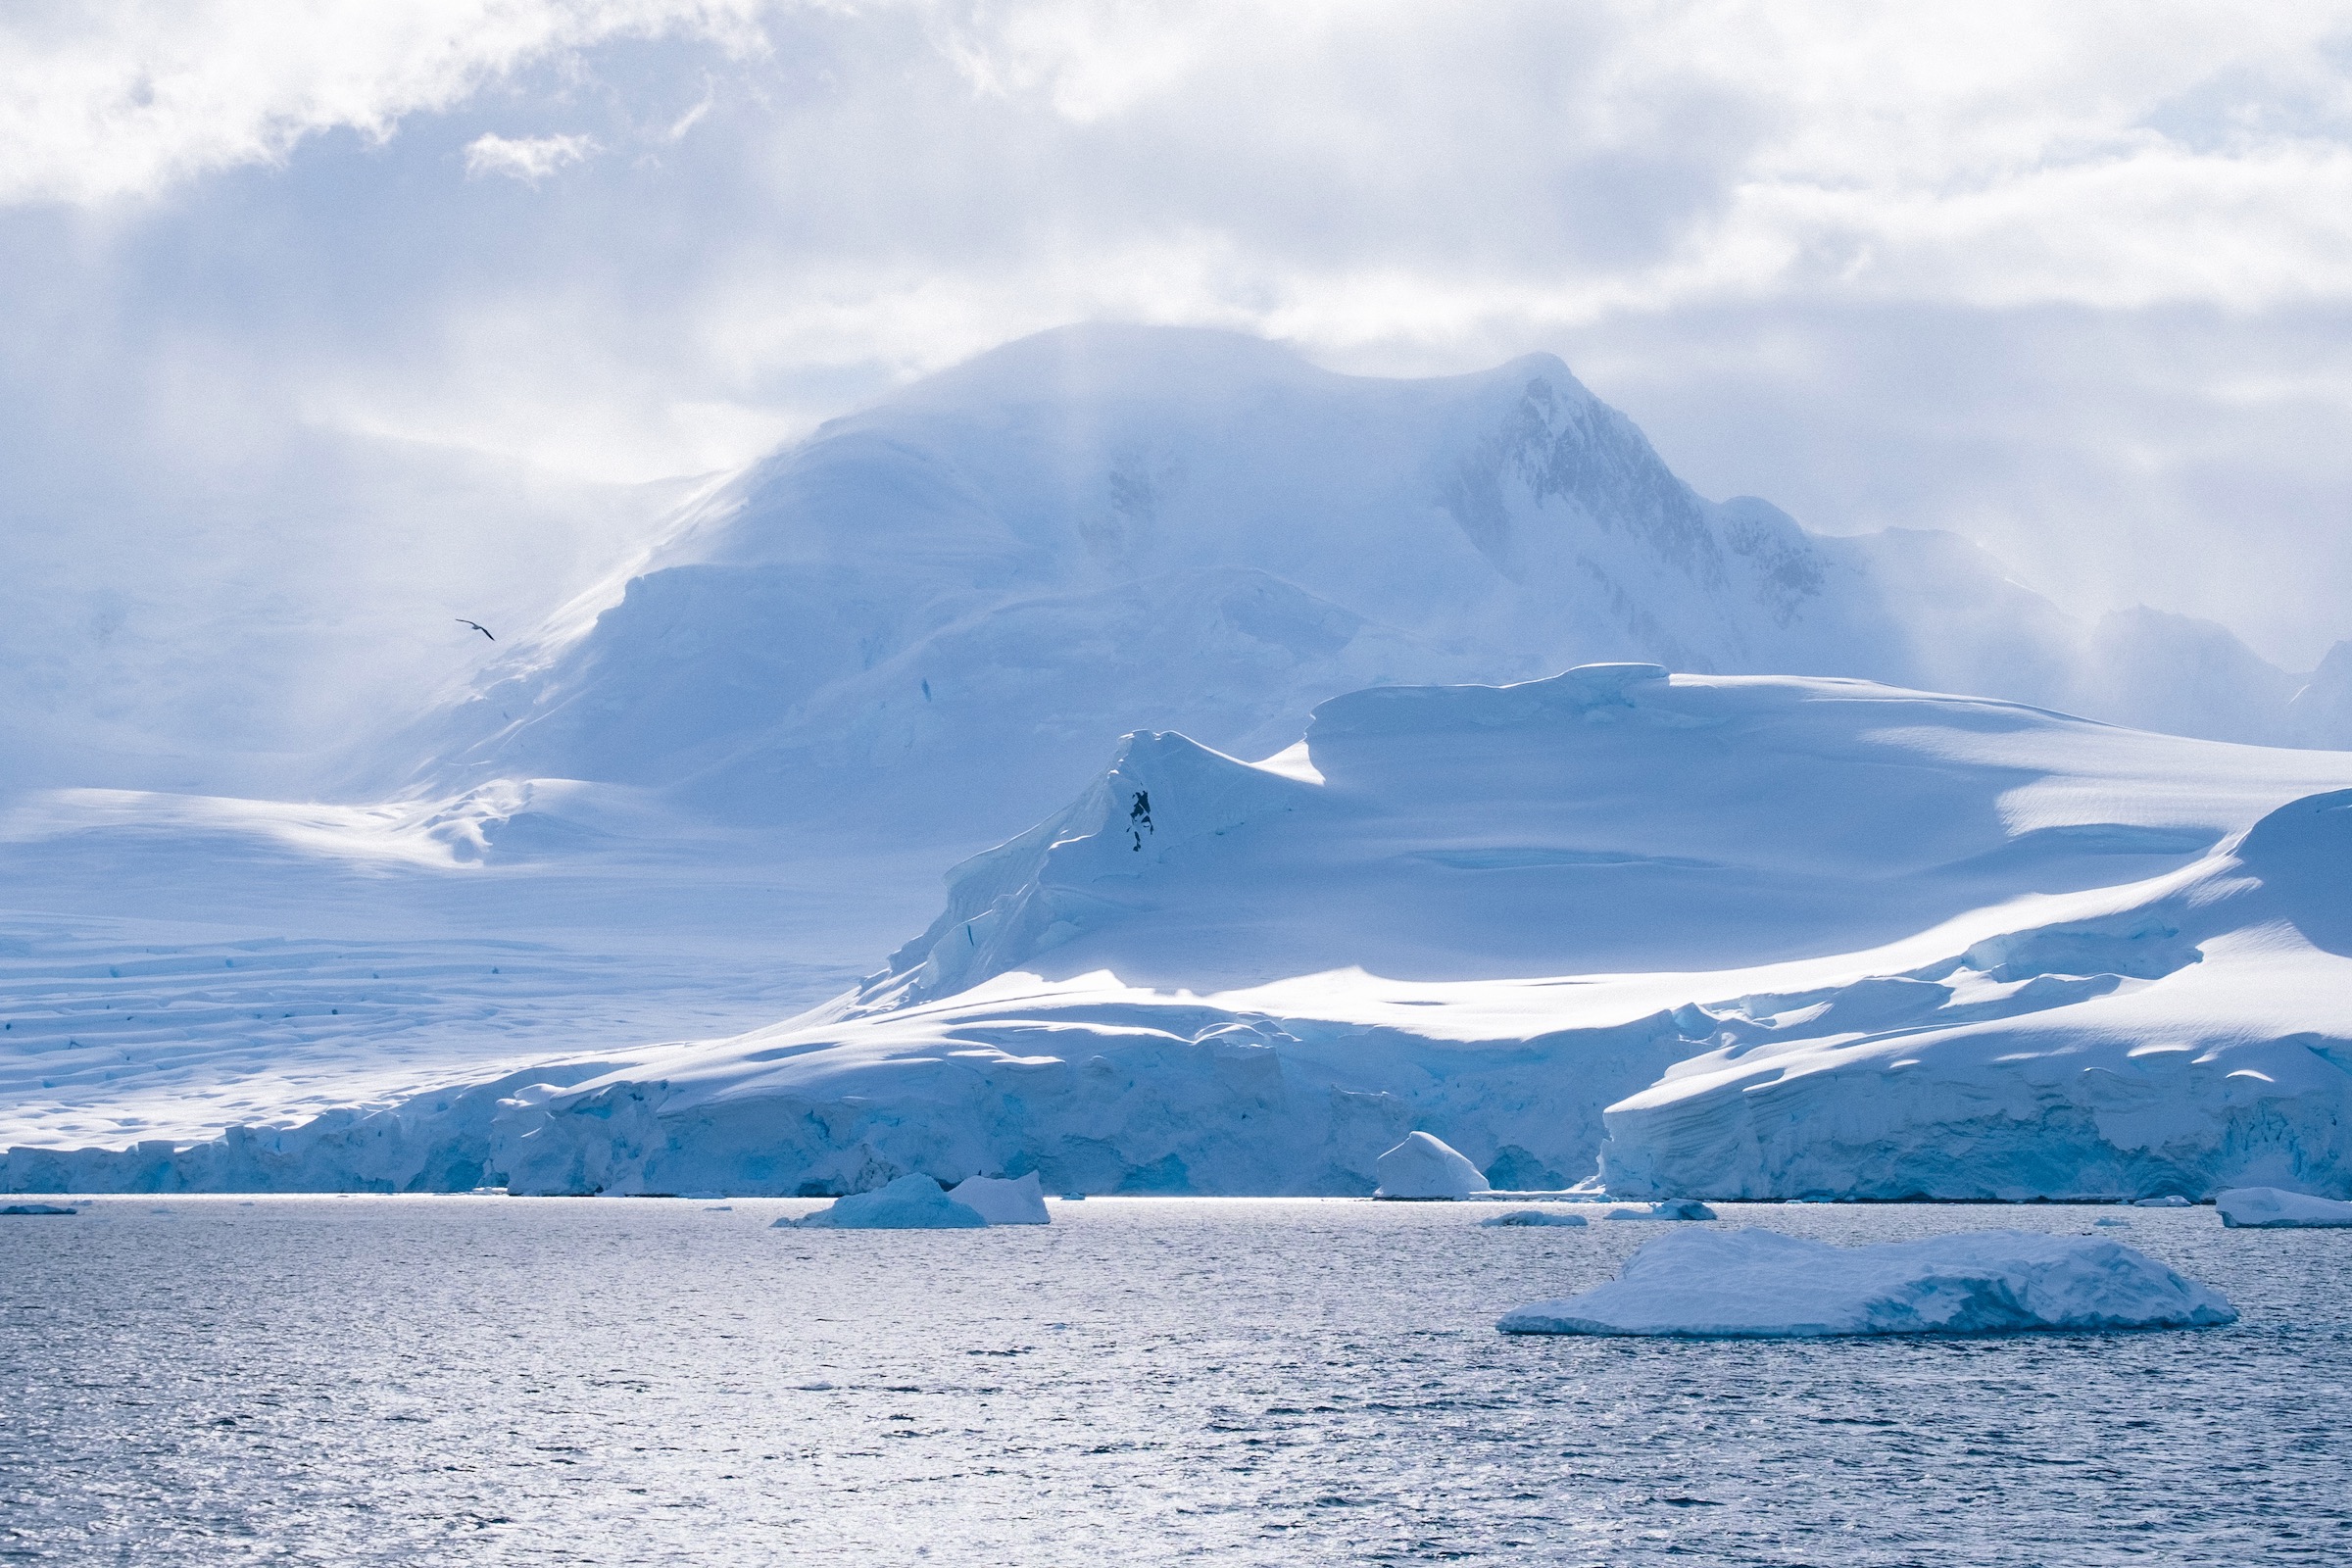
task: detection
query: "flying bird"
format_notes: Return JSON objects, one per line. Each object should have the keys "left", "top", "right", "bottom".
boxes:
{"left": 457, "top": 619, "right": 495, "bottom": 641}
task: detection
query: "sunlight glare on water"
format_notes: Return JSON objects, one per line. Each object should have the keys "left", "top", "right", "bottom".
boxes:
{"left": 3, "top": 1197, "right": 2347, "bottom": 1565}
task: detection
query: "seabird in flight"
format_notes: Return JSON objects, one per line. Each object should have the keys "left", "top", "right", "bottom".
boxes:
{"left": 457, "top": 619, "right": 495, "bottom": 641}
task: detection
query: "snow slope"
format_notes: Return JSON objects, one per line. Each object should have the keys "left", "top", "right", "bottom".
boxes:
{"left": 19, "top": 666, "right": 2352, "bottom": 1199}
{"left": 9, "top": 323, "right": 2346, "bottom": 1163}
{"left": 1599, "top": 785, "right": 2352, "bottom": 1200}
{"left": 404, "top": 324, "right": 2343, "bottom": 856}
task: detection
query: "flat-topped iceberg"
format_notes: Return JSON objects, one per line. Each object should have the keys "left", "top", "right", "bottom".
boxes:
{"left": 1497, "top": 1227, "right": 2236, "bottom": 1337}
{"left": 947, "top": 1172, "right": 1052, "bottom": 1225}
{"left": 779, "top": 1174, "right": 989, "bottom": 1230}
{"left": 1374, "top": 1132, "right": 1492, "bottom": 1200}
{"left": 1482, "top": 1208, "right": 1589, "bottom": 1228}
{"left": 2216, "top": 1187, "right": 2352, "bottom": 1228}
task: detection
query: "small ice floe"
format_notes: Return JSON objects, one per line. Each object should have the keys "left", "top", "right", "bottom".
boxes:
{"left": 1374, "top": 1132, "right": 1491, "bottom": 1200}
{"left": 2093, "top": 1217, "right": 2130, "bottom": 1227}
{"left": 1607, "top": 1199, "right": 1717, "bottom": 1222}
{"left": 2216, "top": 1187, "right": 2352, "bottom": 1228}
{"left": 0, "top": 1202, "right": 75, "bottom": 1216}
{"left": 947, "top": 1172, "right": 1051, "bottom": 1225}
{"left": 1481, "top": 1209, "right": 1589, "bottom": 1228}
{"left": 703, "top": 1205, "right": 733, "bottom": 1212}
{"left": 777, "top": 1174, "right": 988, "bottom": 1230}
{"left": 1497, "top": 1227, "right": 2236, "bottom": 1337}
{"left": 2134, "top": 1195, "right": 2193, "bottom": 1208}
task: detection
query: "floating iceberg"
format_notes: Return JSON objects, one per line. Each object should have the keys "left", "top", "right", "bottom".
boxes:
{"left": 947, "top": 1172, "right": 1051, "bottom": 1225}
{"left": 2215, "top": 1187, "right": 2352, "bottom": 1228}
{"left": 1375, "top": 1132, "right": 1492, "bottom": 1200}
{"left": 778, "top": 1174, "right": 988, "bottom": 1230}
{"left": 1496, "top": 1227, "right": 2237, "bottom": 1337}
{"left": 1607, "top": 1200, "right": 1717, "bottom": 1221}
{"left": 1482, "top": 1208, "right": 1589, "bottom": 1228}
{"left": 0, "top": 1202, "right": 74, "bottom": 1215}
{"left": 2134, "top": 1196, "right": 2194, "bottom": 1208}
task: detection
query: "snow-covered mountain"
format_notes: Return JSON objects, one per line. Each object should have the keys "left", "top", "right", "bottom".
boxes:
{"left": 24, "top": 665, "right": 2352, "bottom": 1200}
{"left": 9, "top": 325, "right": 2351, "bottom": 1191}
{"left": 403, "top": 324, "right": 2344, "bottom": 853}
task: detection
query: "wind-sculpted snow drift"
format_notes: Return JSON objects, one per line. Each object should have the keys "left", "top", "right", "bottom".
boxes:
{"left": 14, "top": 666, "right": 2352, "bottom": 1200}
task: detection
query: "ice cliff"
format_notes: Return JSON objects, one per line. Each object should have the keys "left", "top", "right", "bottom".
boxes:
{"left": 1598, "top": 787, "right": 2352, "bottom": 1200}
{"left": 16, "top": 666, "right": 2352, "bottom": 1200}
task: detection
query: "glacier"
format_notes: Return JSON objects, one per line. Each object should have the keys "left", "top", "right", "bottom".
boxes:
{"left": 9, "top": 326, "right": 2352, "bottom": 1197}
{"left": 1494, "top": 1228, "right": 2238, "bottom": 1337}
{"left": 11, "top": 323, "right": 2352, "bottom": 1173}
{"left": 14, "top": 663, "right": 2352, "bottom": 1200}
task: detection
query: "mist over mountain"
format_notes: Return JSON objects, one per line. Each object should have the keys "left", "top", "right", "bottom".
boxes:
{"left": 405, "top": 324, "right": 2343, "bottom": 853}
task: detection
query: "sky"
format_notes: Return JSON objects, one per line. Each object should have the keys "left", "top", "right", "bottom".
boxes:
{"left": 6, "top": 0, "right": 2352, "bottom": 789}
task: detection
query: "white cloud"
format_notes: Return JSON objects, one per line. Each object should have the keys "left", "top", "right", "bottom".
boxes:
{"left": 0, "top": 0, "right": 764, "bottom": 206}
{"left": 11, "top": 0, "right": 2352, "bottom": 766}
{"left": 464, "top": 130, "right": 600, "bottom": 181}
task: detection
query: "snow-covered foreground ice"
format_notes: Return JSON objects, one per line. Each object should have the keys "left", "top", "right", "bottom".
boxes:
{"left": 14, "top": 667, "right": 2352, "bottom": 1200}
{"left": 1497, "top": 1227, "right": 2236, "bottom": 1337}
{"left": 2, "top": 1199, "right": 2344, "bottom": 1566}
{"left": 2217, "top": 1187, "right": 2352, "bottom": 1228}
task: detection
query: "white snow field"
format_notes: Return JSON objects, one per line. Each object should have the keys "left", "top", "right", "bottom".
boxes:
{"left": 14, "top": 662, "right": 2352, "bottom": 1200}
{"left": 2215, "top": 1187, "right": 2352, "bottom": 1227}
{"left": 1495, "top": 1227, "right": 2238, "bottom": 1337}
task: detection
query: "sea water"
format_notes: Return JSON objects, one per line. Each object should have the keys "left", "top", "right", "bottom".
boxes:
{"left": 3, "top": 1198, "right": 2346, "bottom": 1565}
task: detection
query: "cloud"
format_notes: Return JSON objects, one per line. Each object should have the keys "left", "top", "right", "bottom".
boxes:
{"left": 8, "top": 0, "right": 2352, "bottom": 785}
{"left": 464, "top": 130, "right": 600, "bottom": 181}
{"left": 0, "top": 0, "right": 763, "bottom": 206}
